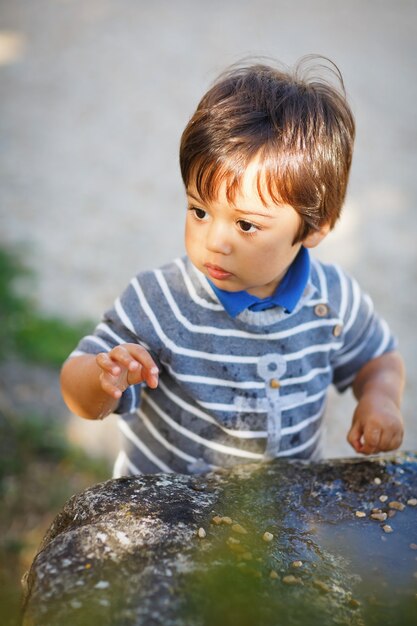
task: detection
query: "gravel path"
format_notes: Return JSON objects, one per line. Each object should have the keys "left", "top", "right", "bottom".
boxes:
{"left": 1, "top": 0, "right": 416, "bottom": 458}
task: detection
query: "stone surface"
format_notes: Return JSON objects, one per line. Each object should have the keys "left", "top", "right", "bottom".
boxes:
{"left": 23, "top": 453, "right": 417, "bottom": 626}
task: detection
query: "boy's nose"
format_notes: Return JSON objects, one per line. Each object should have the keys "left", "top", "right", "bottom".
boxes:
{"left": 206, "top": 222, "right": 232, "bottom": 255}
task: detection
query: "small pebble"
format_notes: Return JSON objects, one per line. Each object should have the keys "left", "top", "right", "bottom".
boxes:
{"left": 389, "top": 501, "right": 405, "bottom": 511}
{"left": 94, "top": 581, "right": 110, "bottom": 590}
{"left": 372, "top": 508, "right": 382, "bottom": 514}
{"left": 355, "top": 511, "right": 366, "bottom": 518}
{"left": 221, "top": 516, "right": 233, "bottom": 525}
{"left": 231, "top": 523, "right": 248, "bottom": 535}
{"left": 211, "top": 516, "right": 223, "bottom": 525}
{"left": 70, "top": 600, "right": 82, "bottom": 609}
{"left": 197, "top": 527, "right": 206, "bottom": 538}
{"left": 382, "top": 525, "right": 393, "bottom": 533}
{"left": 291, "top": 561, "right": 303, "bottom": 568}
{"left": 410, "top": 544, "right": 417, "bottom": 551}
{"left": 269, "top": 570, "right": 279, "bottom": 579}
{"left": 283, "top": 575, "right": 303, "bottom": 585}
{"left": 407, "top": 498, "right": 417, "bottom": 506}
{"left": 262, "top": 531, "right": 274, "bottom": 542}
{"left": 379, "top": 495, "right": 388, "bottom": 503}
{"left": 371, "top": 512, "right": 387, "bottom": 521}
{"left": 388, "top": 510, "right": 397, "bottom": 518}
{"left": 374, "top": 477, "right": 382, "bottom": 485}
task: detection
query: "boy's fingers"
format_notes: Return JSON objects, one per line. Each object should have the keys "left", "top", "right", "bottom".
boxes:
{"left": 127, "top": 345, "right": 159, "bottom": 387}
{"left": 108, "top": 346, "right": 139, "bottom": 370}
{"left": 96, "top": 352, "right": 121, "bottom": 375}
{"left": 380, "top": 428, "right": 403, "bottom": 452}
{"left": 361, "top": 426, "right": 381, "bottom": 455}
{"left": 347, "top": 422, "right": 362, "bottom": 451}
{"left": 99, "top": 373, "right": 123, "bottom": 399}
{"left": 98, "top": 345, "right": 159, "bottom": 389}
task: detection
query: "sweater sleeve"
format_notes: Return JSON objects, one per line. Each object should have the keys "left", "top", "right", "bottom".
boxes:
{"left": 68, "top": 276, "right": 162, "bottom": 415}
{"left": 330, "top": 270, "right": 397, "bottom": 392}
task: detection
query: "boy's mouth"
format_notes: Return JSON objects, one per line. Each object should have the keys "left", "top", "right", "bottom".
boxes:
{"left": 204, "top": 263, "right": 233, "bottom": 280}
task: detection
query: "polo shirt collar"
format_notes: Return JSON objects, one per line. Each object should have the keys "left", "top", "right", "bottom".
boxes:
{"left": 208, "top": 246, "right": 310, "bottom": 318}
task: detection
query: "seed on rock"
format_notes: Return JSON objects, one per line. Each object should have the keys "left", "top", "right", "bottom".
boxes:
{"left": 262, "top": 531, "right": 274, "bottom": 542}
{"left": 379, "top": 495, "right": 388, "bottom": 503}
{"left": 349, "top": 598, "right": 361, "bottom": 609}
{"left": 389, "top": 501, "right": 405, "bottom": 511}
{"left": 270, "top": 570, "right": 279, "bottom": 579}
{"left": 371, "top": 512, "right": 387, "bottom": 521}
{"left": 227, "top": 536, "right": 240, "bottom": 545}
{"left": 374, "top": 477, "right": 382, "bottom": 485}
{"left": 291, "top": 561, "right": 303, "bottom": 568}
{"left": 283, "top": 575, "right": 303, "bottom": 585}
{"left": 231, "top": 523, "right": 248, "bottom": 535}
{"left": 313, "top": 579, "right": 330, "bottom": 593}
{"left": 382, "top": 525, "right": 393, "bottom": 533}
{"left": 355, "top": 511, "right": 366, "bottom": 518}
{"left": 228, "top": 544, "right": 245, "bottom": 555}
{"left": 407, "top": 498, "right": 417, "bottom": 506}
{"left": 197, "top": 527, "right": 206, "bottom": 538}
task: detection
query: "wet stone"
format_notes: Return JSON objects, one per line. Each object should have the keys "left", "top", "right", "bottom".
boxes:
{"left": 22, "top": 453, "right": 417, "bottom": 626}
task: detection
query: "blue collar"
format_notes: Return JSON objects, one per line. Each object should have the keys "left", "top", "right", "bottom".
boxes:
{"left": 208, "top": 247, "right": 310, "bottom": 318}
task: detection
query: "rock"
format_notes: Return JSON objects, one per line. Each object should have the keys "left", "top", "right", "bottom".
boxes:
{"left": 22, "top": 453, "right": 417, "bottom": 626}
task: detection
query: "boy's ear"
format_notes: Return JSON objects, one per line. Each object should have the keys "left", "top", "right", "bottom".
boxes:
{"left": 302, "top": 222, "right": 331, "bottom": 249}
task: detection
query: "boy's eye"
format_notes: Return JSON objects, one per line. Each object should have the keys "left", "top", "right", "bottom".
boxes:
{"left": 237, "top": 219, "right": 257, "bottom": 233}
{"left": 192, "top": 207, "right": 207, "bottom": 220}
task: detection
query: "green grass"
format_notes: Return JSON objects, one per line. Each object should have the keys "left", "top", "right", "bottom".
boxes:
{"left": 0, "top": 411, "right": 109, "bottom": 626}
{"left": 0, "top": 246, "right": 93, "bottom": 366}
{"left": 0, "top": 245, "right": 108, "bottom": 625}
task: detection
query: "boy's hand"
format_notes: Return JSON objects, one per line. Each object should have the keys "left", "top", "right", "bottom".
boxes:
{"left": 96, "top": 344, "right": 159, "bottom": 400}
{"left": 347, "top": 392, "right": 404, "bottom": 455}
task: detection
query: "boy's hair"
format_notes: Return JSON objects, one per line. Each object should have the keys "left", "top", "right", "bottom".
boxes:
{"left": 179, "top": 56, "right": 355, "bottom": 242}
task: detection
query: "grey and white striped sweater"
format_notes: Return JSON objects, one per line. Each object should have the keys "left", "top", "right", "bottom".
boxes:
{"left": 71, "top": 255, "right": 396, "bottom": 476}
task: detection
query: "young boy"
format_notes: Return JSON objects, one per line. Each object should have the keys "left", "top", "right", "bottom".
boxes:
{"left": 61, "top": 58, "right": 405, "bottom": 477}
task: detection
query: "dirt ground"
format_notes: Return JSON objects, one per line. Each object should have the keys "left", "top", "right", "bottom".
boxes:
{"left": 1, "top": 0, "right": 416, "bottom": 461}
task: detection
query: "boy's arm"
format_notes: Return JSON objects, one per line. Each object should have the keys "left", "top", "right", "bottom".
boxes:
{"left": 347, "top": 350, "right": 405, "bottom": 455}
{"left": 60, "top": 344, "right": 159, "bottom": 420}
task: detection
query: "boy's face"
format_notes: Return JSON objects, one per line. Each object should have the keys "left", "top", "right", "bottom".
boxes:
{"left": 185, "top": 159, "right": 327, "bottom": 299}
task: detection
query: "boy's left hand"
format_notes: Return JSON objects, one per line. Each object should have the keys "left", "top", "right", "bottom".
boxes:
{"left": 347, "top": 392, "right": 404, "bottom": 455}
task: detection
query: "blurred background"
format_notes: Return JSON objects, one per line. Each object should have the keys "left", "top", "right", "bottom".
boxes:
{"left": 1, "top": 0, "right": 416, "bottom": 622}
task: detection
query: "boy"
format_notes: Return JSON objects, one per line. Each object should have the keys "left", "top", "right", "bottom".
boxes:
{"left": 61, "top": 57, "right": 405, "bottom": 477}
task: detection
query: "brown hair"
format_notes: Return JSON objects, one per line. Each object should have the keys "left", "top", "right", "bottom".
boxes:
{"left": 179, "top": 56, "right": 355, "bottom": 242}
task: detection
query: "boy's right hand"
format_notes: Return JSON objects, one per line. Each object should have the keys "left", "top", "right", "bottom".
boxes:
{"left": 96, "top": 344, "right": 159, "bottom": 400}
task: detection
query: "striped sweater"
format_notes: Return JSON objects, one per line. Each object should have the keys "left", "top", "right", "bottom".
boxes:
{"left": 71, "top": 255, "right": 396, "bottom": 476}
